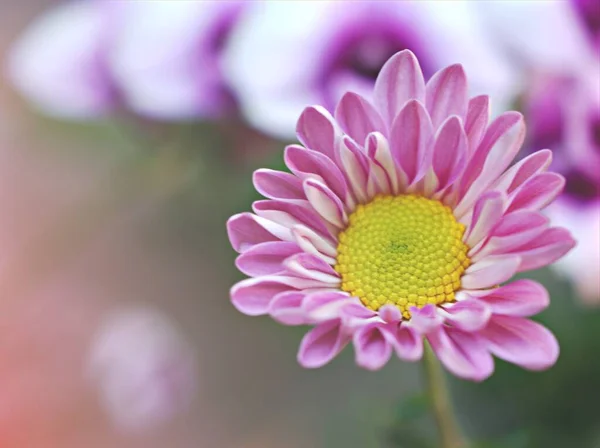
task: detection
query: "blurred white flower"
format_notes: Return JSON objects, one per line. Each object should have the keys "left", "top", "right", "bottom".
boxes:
{"left": 473, "top": 0, "right": 597, "bottom": 76}
{"left": 87, "top": 307, "right": 197, "bottom": 432}
{"left": 7, "top": 0, "right": 248, "bottom": 121}
{"left": 223, "top": 0, "right": 516, "bottom": 138}
{"left": 108, "top": 0, "right": 247, "bottom": 120}
{"left": 6, "top": 1, "right": 116, "bottom": 119}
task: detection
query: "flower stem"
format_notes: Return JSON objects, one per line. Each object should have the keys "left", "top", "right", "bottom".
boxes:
{"left": 422, "top": 343, "right": 466, "bottom": 448}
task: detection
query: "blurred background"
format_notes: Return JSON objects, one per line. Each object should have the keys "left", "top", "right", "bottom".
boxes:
{"left": 0, "top": 1, "right": 598, "bottom": 447}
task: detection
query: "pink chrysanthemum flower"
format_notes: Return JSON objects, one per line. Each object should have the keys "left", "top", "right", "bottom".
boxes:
{"left": 227, "top": 51, "right": 575, "bottom": 381}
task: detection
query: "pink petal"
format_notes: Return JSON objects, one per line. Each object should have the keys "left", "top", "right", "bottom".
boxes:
{"left": 235, "top": 241, "right": 300, "bottom": 276}
{"left": 443, "top": 298, "right": 492, "bottom": 332}
{"left": 379, "top": 304, "right": 403, "bottom": 323}
{"left": 303, "top": 291, "right": 356, "bottom": 322}
{"left": 284, "top": 145, "right": 348, "bottom": 204}
{"left": 491, "top": 150, "right": 552, "bottom": 196}
{"left": 480, "top": 315, "right": 559, "bottom": 371}
{"left": 455, "top": 112, "right": 525, "bottom": 219}
{"left": 425, "top": 64, "right": 468, "bottom": 130}
{"left": 353, "top": 323, "right": 394, "bottom": 371}
{"left": 252, "top": 199, "right": 333, "bottom": 241}
{"left": 284, "top": 253, "right": 340, "bottom": 284}
{"left": 253, "top": 169, "right": 304, "bottom": 201}
{"left": 366, "top": 132, "right": 398, "bottom": 194}
{"left": 291, "top": 224, "right": 337, "bottom": 261}
{"left": 474, "top": 210, "right": 549, "bottom": 259}
{"left": 512, "top": 227, "right": 576, "bottom": 272}
{"left": 338, "top": 136, "right": 370, "bottom": 203}
{"left": 227, "top": 213, "right": 290, "bottom": 253}
{"left": 296, "top": 105, "right": 339, "bottom": 161}
{"left": 303, "top": 179, "right": 348, "bottom": 228}
{"left": 297, "top": 320, "right": 350, "bottom": 368}
{"left": 269, "top": 291, "right": 306, "bottom": 325}
{"left": 466, "top": 279, "right": 550, "bottom": 317}
{"left": 231, "top": 277, "right": 292, "bottom": 316}
{"left": 373, "top": 50, "right": 425, "bottom": 126}
{"left": 494, "top": 210, "right": 549, "bottom": 237}
{"left": 339, "top": 302, "right": 378, "bottom": 327}
{"left": 428, "top": 327, "right": 494, "bottom": 381}
{"left": 394, "top": 325, "right": 423, "bottom": 361}
{"left": 465, "top": 191, "right": 505, "bottom": 248}
{"left": 390, "top": 100, "right": 434, "bottom": 186}
{"left": 335, "top": 92, "right": 386, "bottom": 143}
{"left": 430, "top": 115, "right": 468, "bottom": 192}
{"left": 464, "top": 95, "right": 490, "bottom": 154}
{"left": 461, "top": 255, "right": 521, "bottom": 290}
{"left": 409, "top": 304, "right": 443, "bottom": 334}
{"left": 506, "top": 172, "right": 565, "bottom": 213}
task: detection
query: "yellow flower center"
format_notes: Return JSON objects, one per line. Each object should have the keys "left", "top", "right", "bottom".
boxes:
{"left": 334, "top": 195, "right": 471, "bottom": 319}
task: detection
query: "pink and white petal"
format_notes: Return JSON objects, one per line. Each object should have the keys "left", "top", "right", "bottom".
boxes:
{"left": 379, "top": 304, "right": 403, "bottom": 323}
{"left": 303, "top": 291, "right": 356, "bottom": 322}
{"left": 490, "top": 150, "right": 553, "bottom": 196}
{"left": 480, "top": 316, "right": 559, "bottom": 371}
{"left": 466, "top": 279, "right": 550, "bottom": 317}
{"left": 253, "top": 199, "right": 334, "bottom": 241}
{"left": 285, "top": 145, "right": 348, "bottom": 203}
{"left": 235, "top": 241, "right": 300, "bottom": 276}
{"left": 253, "top": 169, "right": 304, "bottom": 201}
{"left": 461, "top": 255, "right": 521, "bottom": 290}
{"left": 390, "top": 100, "right": 434, "bottom": 186}
{"left": 430, "top": 115, "right": 468, "bottom": 193}
{"left": 335, "top": 91, "right": 387, "bottom": 143}
{"left": 284, "top": 253, "right": 340, "bottom": 285}
{"left": 269, "top": 291, "right": 307, "bottom": 325}
{"left": 353, "top": 323, "right": 394, "bottom": 371}
{"left": 291, "top": 224, "right": 337, "bottom": 263}
{"left": 339, "top": 302, "right": 378, "bottom": 328}
{"left": 464, "top": 191, "right": 505, "bottom": 247}
{"left": 227, "top": 213, "right": 291, "bottom": 253}
{"left": 297, "top": 320, "right": 350, "bottom": 368}
{"left": 439, "top": 298, "right": 492, "bottom": 332}
{"left": 367, "top": 132, "right": 399, "bottom": 194}
{"left": 231, "top": 277, "right": 294, "bottom": 316}
{"left": 296, "top": 105, "right": 339, "bottom": 161}
{"left": 428, "top": 327, "right": 494, "bottom": 382}
{"left": 409, "top": 304, "right": 443, "bottom": 334}
{"left": 425, "top": 64, "right": 468, "bottom": 129}
{"left": 339, "top": 137, "right": 370, "bottom": 203}
{"left": 506, "top": 172, "right": 565, "bottom": 213}
{"left": 304, "top": 179, "right": 348, "bottom": 228}
{"left": 394, "top": 325, "right": 424, "bottom": 361}
{"left": 454, "top": 112, "right": 525, "bottom": 219}
{"left": 473, "top": 210, "right": 549, "bottom": 260}
{"left": 373, "top": 49, "right": 425, "bottom": 126}
{"left": 512, "top": 227, "right": 576, "bottom": 272}
{"left": 464, "top": 95, "right": 490, "bottom": 154}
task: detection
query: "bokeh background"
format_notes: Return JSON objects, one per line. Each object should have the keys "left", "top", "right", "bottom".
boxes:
{"left": 0, "top": 1, "right": 598, "bottom": 447}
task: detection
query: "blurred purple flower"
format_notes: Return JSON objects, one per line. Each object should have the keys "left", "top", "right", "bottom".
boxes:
{"left": 523, "top": 75, "right": 600, "bottom": 303}
{"left": 476, "top": 1, "right": 600, "bottom": 303}
{"left": 571, "top": 0, "right": 600, "bottom": 47}
{"left": 224, "top": 1, "right": 516, "bottom": 138}
{"left": 6, "top": 1, "right": 116, "bottom": 119}
{"left": 109, "top": 1, "right": 247, "bottom": 120}
{"left": 88, "top": 307, "right": 196, "bottom": 432}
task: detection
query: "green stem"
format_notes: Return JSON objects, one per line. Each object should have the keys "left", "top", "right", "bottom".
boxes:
{"left": 422, "top": 343, "right": 467, "bottom": 448}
